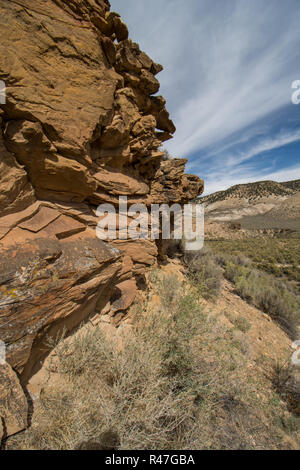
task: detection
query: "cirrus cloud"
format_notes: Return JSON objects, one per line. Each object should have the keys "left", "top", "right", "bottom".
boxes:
{"left": 112, "top": 0, "right": 300, "bottom": 194}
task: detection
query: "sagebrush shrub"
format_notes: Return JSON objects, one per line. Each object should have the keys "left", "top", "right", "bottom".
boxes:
{"left": 184, "top": 248, "right": 223, "bottom": 299}
{"left": 224, "top": 261, "right": 300, "bottom": 338}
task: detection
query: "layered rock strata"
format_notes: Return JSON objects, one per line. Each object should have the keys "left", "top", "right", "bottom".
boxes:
{"left": 0, "top": 0, "right": 203, "bottom": 437}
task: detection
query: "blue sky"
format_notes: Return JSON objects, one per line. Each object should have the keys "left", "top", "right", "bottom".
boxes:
{"left": 112, "top": 0, "right": 300, "bottom": 194}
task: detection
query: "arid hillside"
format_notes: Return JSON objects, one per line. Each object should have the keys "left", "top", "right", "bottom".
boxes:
{"left": 202, "top": 180, "right": 300, "bottom": 205}
{"left": 6, "top": 257, "right": 300, "bottom": 450}
{"left": 200, "top": 180, "right": 300, "bottom": 234}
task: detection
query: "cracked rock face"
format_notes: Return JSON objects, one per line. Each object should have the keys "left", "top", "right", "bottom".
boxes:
{"left": 0, "top": 235, "right": 122, "bottom": 381}
{"left": 0, "top": 0, "right": 203, "bottom": 435}
{"left": 0, "top": 363, "right": 28, "bottom": 440}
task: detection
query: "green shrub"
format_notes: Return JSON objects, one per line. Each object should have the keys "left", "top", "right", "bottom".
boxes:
{"left": 226, "top": 313, "right": 251, "bottom": 333}
{"left": 272, "top": 362, "right": 300, "bottom": 416}
{"left": 184, "top": 248, "right": 223, "bottom": 300}
{"left": 224, "top": 262, "right": 300, "bottom": 338}
{"left": 208, "top": 238, "right": 300, "bottom": 283}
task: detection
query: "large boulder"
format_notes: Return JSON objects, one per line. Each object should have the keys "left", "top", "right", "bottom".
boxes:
{"left": 0, "top": 233, "right": 122, "bottom": 381}
{"left": 0, "top": 117, "right": 35, "bottom": 217}
{"left": 0, "top": 363, "right": 28, "bottom": 439}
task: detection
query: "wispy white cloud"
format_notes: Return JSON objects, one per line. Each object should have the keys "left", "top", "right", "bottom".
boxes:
{"left": 163, "top": 0, "right": 300, "bottom": 157}
{"left": 198, "top": 127, "right": 300, "bottom": 194}
{"left": 187, "top": 129, "right": 300, "bottom": 172}
{"left": 112, "top": 0, "right": 300, "bottom": 190}
{"left": 225, "top": 130, "right": 300, "bottom": 168}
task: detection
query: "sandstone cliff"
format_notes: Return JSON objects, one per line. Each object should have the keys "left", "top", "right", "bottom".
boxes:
{"left": 0, "top": 0, "right": 203, "bottom": 439}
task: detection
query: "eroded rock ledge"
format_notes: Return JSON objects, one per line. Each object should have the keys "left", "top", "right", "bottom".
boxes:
{"left": 0, "top": 0, "right": 203, "bottom": 438}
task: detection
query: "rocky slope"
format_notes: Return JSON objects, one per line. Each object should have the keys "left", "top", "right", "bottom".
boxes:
{"left": 200, "top": 180, "right": 300, "bottom": 230}
{"left": 0, "top": 0, "right": 203, "bottom": 440}
{"left": 6, "top": 260, "right": 300, "bottom": 450}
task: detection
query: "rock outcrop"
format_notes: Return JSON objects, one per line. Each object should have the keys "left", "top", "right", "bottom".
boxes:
{"left": 0, "top": 363, "right": 28, "bottom": 441}
{"left": 0, "top": 0, "right": 203, "bottom": 437}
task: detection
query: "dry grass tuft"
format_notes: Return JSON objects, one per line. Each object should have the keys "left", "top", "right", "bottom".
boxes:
{"left": 272, "top": 362, "right": 300, "bottom": 416}
{"left": 10, "top": 271, "right": 300, "bottom": 450}
{"left": 184, "top": 247, "right": 223, "bottom": 300}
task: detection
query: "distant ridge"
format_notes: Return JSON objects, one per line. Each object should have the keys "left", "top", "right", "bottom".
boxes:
{"left": 281, "top": 179, "right": 300, "bottom": 191}
{"left": 200, "top": 179, "right": 300, "bottom": 205}
{"left": 199, "top": 179, "right": 300, "bottom": 231}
